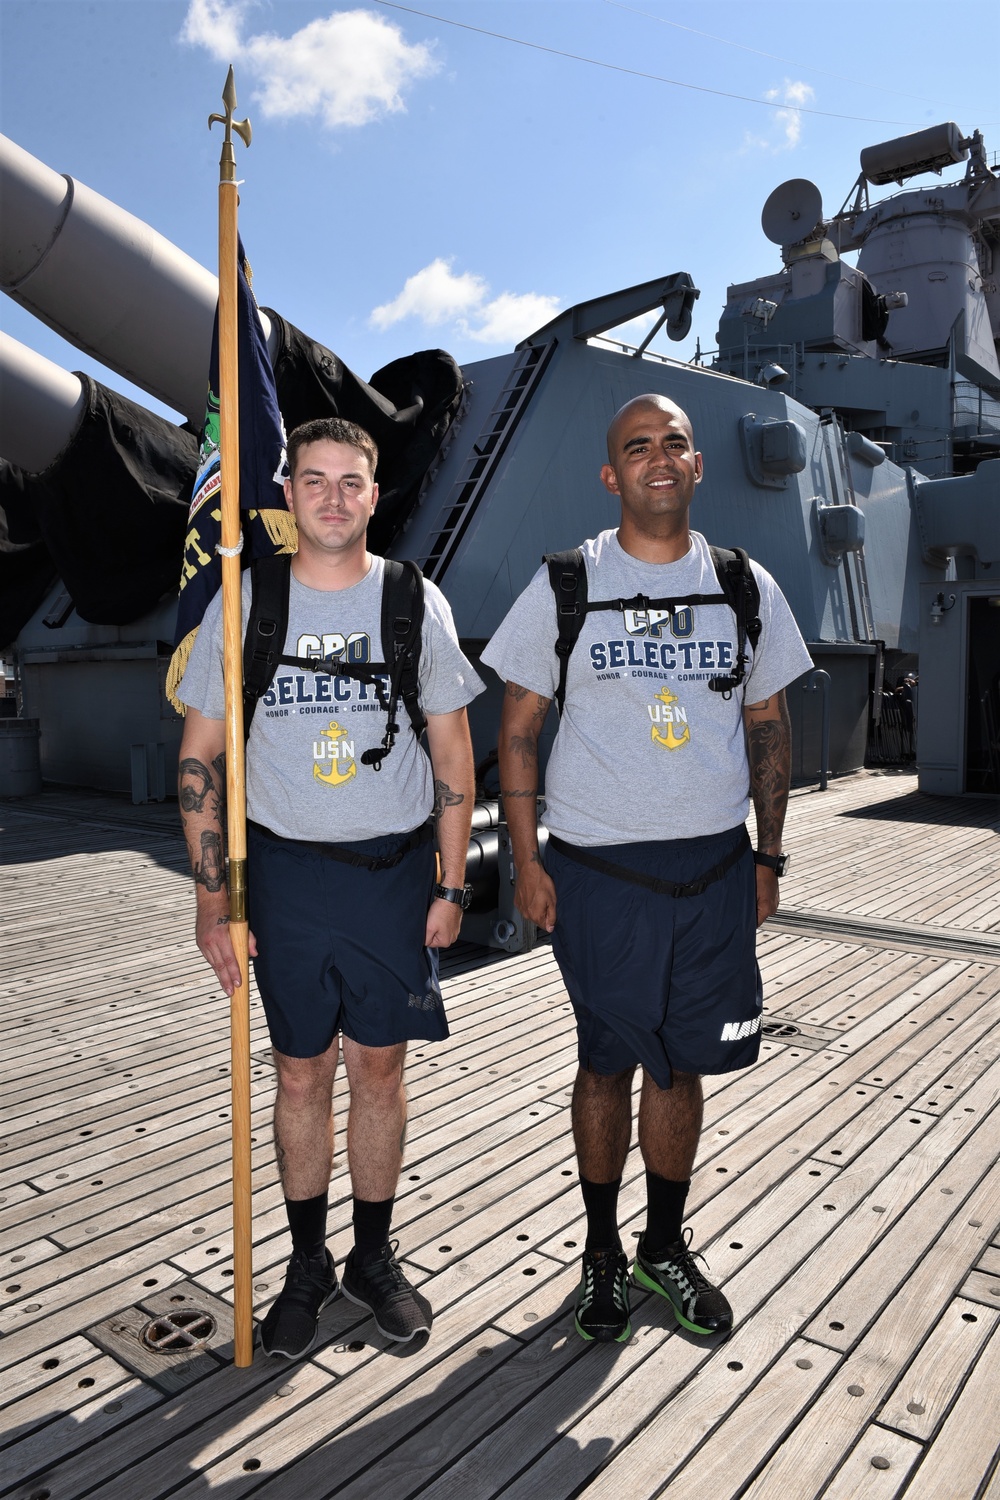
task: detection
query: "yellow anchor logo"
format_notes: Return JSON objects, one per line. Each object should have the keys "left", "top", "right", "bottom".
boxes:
{"left": 650, "top": 685, "right": 690, "bottom": 751}
{"left": 313, "top": 719, "right": 357, "bottom": 786}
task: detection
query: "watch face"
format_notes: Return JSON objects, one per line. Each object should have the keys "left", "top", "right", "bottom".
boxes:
{"left": 775, "top": 854, "right": 791, "bottom": 876}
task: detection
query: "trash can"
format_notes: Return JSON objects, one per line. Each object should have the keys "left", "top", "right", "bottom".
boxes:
{"left": 0, "top": 718, "right": 43, "bottom": 797}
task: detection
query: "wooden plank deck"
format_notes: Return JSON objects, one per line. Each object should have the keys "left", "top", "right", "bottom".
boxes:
{"left": 1, "top": 768, "right": 998, "bottom": 1500}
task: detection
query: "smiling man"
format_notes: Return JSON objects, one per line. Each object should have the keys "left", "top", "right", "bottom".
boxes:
{"left": 482, "top": 393, "right": 811, "bottom": 1346}
{"left": 176, "top": 417, "right": 484, "bottom": 1358}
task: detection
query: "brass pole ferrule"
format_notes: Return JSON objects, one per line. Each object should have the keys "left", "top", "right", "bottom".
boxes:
{"left": 228, "top": 858, "right": 248, "bottom": 924}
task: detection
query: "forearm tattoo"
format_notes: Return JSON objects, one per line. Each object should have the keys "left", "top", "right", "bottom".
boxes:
{"left": 746, "top": 707, "right": 791, "bottom": 850}
{"left": 196, "top": 831, "right": 226, "bottom": 892}
{"left": 508, "top": 733, "right": 539, "bottom": 769}
{"left": 500, "top": 788, "right": 537, "bottom": 798}
{"left": 433, "top": 779, "right": 464, "bottom": 820}
{"left": 505, "top": 691, "right": 548, "bottom": 773}
{"left": 179, "top": 757, "right": 215, "bottom": 814}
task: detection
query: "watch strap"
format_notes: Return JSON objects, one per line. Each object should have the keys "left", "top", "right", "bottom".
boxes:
{"left": 753, "top": 851, "right": 789, "bottom": 876}
{"left": 434, "top": 883, "right": 473, "bottom": 910}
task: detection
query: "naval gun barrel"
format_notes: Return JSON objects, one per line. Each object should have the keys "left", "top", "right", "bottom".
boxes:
{"left": 0, "top": 330, "right": 86, "bottom": 472}
{"left": 0, "top": 133, "right": 269, "bottom": 425}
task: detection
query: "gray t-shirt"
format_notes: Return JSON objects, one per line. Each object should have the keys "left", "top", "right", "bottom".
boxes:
{"left": 178, "top": 557, "right": 485, "bottom": 842}
{"left": 481, "top": 530, "right": 812, "bottom": 845}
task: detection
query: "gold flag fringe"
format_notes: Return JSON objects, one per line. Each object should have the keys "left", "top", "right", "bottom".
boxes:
{"left": 260, "top": 508, "right": 298, "bottom": 553}
{"left": 166, "top": 627, "right": 198, "bottom": 717}
{"left": 164, "top": 513, "right": 296, "bottom": 716}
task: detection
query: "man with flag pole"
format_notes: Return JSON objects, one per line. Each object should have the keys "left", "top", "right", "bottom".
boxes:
{"left": 174, "top": 72, "right": 484, "bottom": 1364}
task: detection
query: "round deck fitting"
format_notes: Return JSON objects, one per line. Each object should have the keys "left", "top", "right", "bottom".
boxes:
{"left": 140, "top": 1309, "right": 217, "bottom": 1352}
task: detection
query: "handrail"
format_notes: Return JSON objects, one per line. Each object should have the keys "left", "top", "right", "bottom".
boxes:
{"left": 802, "top": 669, "right": 832, "bottom": 791}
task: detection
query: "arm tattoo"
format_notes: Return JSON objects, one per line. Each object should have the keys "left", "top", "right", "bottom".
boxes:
{"left": 508, "top": 732, "right": 539, "bottom": 770}
{"left": 505, "top": 682, "right": 529, "bottom": 701}
{"left": 746, "top": 708, "right": 791, "bottom": 850}
{"left": 212, "top": 751, "right": 226, "bottom": 790}
{"left": 529, "top": 852, "right": 544, "bottom": 866}
{"left": 179, "top": 757, "right": 214, "bottom": 814}
{"left": 195, "top": 831, "right": 226, "bottom": 892}
{"left": 500, "top": 788, "right": 537, "bottom": 798}
{"left": 433, "top": 779, "right": 464, "bottom": 820}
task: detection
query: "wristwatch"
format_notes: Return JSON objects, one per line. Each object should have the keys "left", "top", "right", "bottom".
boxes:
{"left": 434, "top": 883, "right": 473, "bottom": 910}
{"left": 754, "top": 851, "right": 790, "bottom": 876}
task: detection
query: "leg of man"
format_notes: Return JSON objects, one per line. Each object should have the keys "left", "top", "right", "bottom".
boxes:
{"left": 273, "top": 1039, "right": 340, "bottom": 1197}
{"left": 571, "top": 1065, "right": 634, "bottom": 1343}
{"left": 340, "top": 1039, "right": 433, "bottom": 1343}
{"left": 342, "top": 1038, "right": 407, "bottom": 1202}
{"left": 573, "top": 1064, "right": 634, "bottom": 1245}
{"left": 634, "top": 1067, "right": 733, "bottom": 1336}
{"left": 260, "top": 1039, "right": 341, "bottom": 1360}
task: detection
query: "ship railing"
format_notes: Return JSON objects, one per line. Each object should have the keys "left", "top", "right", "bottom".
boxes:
{"left": 953, "top": 380, "right": 1000, "bottom": 436}
{"left": 866, "top": 689, "right": 915, "bottom": 767}
{"left": 711, "top": 341, "right": 805, "bottom": 396}
{"left": 586, "top": 334, "right": 689, "bottom": 368}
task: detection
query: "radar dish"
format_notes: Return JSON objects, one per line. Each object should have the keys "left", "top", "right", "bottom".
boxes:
{"left": 761, "top": 179, "right": 824, "bottom": 247}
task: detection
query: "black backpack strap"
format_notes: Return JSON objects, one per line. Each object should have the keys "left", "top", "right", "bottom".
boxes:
{"left": 544, "top": 549, "right": 587, "bottom": 716}
{"left": 382, "top": 559, "right": 426, "bottom": 739}
{"left": 243, "top": 552, "right": 292, "bottom": 738}
{"left": 707, "top": 546, "right": 762, "bottom": 699}
{"left": 360, "top": 559, "right": 426, "bottom": 772}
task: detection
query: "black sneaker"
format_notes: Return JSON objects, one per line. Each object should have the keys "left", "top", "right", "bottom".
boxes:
{"left": 633, "top": 1229, "right": 733, "bottom": 1336}
{"left": 259, "top": 1247, "right": 339, "bottom": 1359}
{"left": 574, "top": 1248, "right": 631, "bottom": 1344}
{"left": 341, "top": 1241, "right": 432, "bottom": 1342}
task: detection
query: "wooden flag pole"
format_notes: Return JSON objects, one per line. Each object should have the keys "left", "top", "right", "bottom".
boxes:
{"left": 210, "top": 67, "right": 254, "bottom": 1368}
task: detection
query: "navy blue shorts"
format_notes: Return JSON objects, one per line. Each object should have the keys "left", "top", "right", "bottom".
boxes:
{"left": 549, "top": 825, "right": 762, "bottom": 1089}
{"left": 247, "top": 821, "right": 448, "bottom": 1059}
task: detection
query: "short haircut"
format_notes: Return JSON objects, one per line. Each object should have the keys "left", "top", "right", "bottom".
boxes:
{"left": 286, "top": 418, "right": 379, "bottom": 479}
{"left": 606, "top": 394, "right": 693, "bottom": 463}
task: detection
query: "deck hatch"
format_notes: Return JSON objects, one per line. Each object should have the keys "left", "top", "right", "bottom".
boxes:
{"left": 140, "top": 1308, "right": 217, "bottom": 1352}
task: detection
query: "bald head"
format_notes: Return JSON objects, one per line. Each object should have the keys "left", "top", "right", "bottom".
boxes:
{"left": 606, "top": 394, "right": 694, "bottom": 464}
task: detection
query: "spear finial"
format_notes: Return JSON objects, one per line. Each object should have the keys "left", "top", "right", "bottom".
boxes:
{"left": 209, "top": 66, "right": 252, "bottom": 183}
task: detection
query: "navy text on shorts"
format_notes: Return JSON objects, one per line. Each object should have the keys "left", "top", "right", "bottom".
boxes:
{"left": 548, "top": 824, "right": 762, "bottom": 1089}
{"left": 247, "top": 820, "right": 448, "bottom": 1059}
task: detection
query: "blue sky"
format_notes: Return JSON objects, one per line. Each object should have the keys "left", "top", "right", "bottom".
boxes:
{"left": 2, "top": 0, "right": 997, "bottom": 425}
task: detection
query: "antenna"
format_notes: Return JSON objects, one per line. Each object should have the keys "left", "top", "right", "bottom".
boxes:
{"left": 761, "top": 179, "right": 824, "bottom": 247}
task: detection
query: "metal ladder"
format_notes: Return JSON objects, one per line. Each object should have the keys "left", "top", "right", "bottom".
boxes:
{"left": 419, "top": 341, "right": 555, "bottom": 583}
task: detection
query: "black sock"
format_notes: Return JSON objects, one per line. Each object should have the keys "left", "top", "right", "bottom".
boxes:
{"left": 644, "top": 1172, "right": 690, "bottom": 1252}
{"left": 580, "top": 1176, "right": 622, "bottom": 1253}
{"left": 285, "top": 1193, "right": 328, "bottom": 1260}
{"left": 352, "top": 1195, "right": 394, "bottom": 1260}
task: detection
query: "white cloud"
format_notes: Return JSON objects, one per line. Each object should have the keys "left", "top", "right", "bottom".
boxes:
{"left": 370, "top": 259, "right": 486, "bottom": 330}
{"left": 467, "top": 290, "right": 560, "bottom": 345}
{"left": 181, "top": 1, "right": 438, "bottom": 129}
{"left": 744, "top": 79, "right": 815, "bottom": 153}
{"left": 182, "top": 0, "right": 244, "bottom": 59}
{"left": 370, "top": 259, "right": 560, "bottom": 346}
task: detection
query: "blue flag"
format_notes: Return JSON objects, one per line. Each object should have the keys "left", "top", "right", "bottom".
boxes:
{"left": 167, "top": 242, "right": 294, "bottom": 710}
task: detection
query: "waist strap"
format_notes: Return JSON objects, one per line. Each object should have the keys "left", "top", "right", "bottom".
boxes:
{"left": 249, "top": 819, "right": 433, "bottom": 871}
{"left": 548, "top": 828, "right": 749, "bottom": 898}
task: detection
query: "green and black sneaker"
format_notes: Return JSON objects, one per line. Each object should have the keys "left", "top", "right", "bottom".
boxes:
{"left": 633, "top": 1229, "right": 733, "bottom": 1337}
{"left": 574, "top": 1248, "right": 632, "bottom": 1343}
